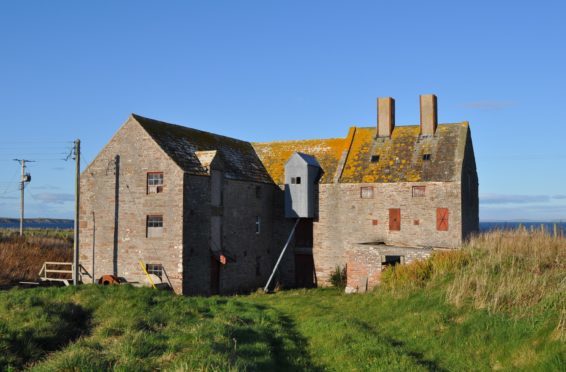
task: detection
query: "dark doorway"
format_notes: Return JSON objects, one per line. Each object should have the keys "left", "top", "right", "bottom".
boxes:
{"left": 295, "top": 218, "right": 313, "bottom": 247}
{"left": 295, "top": 254, "right": 316, "bottom": 288}
{"left": 210, "top": 255, "right": 220, "bottom": 295}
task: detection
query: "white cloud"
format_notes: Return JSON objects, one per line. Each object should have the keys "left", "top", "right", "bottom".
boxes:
{"left": 33, "top": 192, "right": 74, "bottom": 205}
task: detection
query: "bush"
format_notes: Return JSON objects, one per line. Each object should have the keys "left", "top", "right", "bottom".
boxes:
{"left": 329, "top": 265, "right": 347, "bottom": 288}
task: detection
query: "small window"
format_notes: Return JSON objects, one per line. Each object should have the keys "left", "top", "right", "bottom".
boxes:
{"left": 371, "top": 155, "right": 380, "bottom": 163}
{"left": 290, "top": 177, "right": 302, "bottom": 185}
{"left": 255, "top": 185, "right": 262, "bottom": 199}
{"left": 255, "top": 216, "right": 261, "bottom": 235}
{"left": 147, "top": 172, "right": 164, "bottom": 194}
{"left": 360, "top": 186, "right": 374, "bottom": 199}
{"left": 412, "top": 186, "right": 426, "bottom": 197}
{"left": 146, "top": 263, "right": 163, "bottom": 280}
{"left": 422, "top": 154, "right": 431, "bottom": 161}
{"left": 382, "top": 255, "right": 404, "bottom": 268}
{"left": 147, "top": 215, "right": 163, "bottom": 238}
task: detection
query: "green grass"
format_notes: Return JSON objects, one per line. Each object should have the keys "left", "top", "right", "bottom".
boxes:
{"left": 0, "top": 231, "right": 563, "bottom": 371}
{"left": 0, "top": 285, "right": 562, "bottom": 371}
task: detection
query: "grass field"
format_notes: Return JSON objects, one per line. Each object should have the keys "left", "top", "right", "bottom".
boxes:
{"left": 0, "top": 231, "right": 564, "bottom": 371}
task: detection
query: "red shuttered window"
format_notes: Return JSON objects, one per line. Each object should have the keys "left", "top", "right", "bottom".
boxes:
{"left": 436, "top": 208, "right": 449, "bottom": 231}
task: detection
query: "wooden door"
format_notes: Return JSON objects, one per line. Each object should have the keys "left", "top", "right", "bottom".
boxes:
{"left": 295, "top": 254, "right": 316, "bottom": 288}
{"left": 210, "top": 255, "right": 220, "bottom": 295}
{"left": 389, "top": 208, "right": 401, "bottom": 231}
{"left": 437, "top": 208, "right": 449, "bottom": 231}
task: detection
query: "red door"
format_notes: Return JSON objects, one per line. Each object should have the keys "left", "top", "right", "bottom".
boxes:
{"left": 437, "top": 208, "right": 449, "bottom": 231}
{"left": 389, "top": 208, "right": 401, "bottom": 231}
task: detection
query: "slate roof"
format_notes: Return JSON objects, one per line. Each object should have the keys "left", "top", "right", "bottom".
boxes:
{"left": 132, "top": 113, "right": 469, "bottom": 185}
{"left": 133, "top": 114, "right": 273, "bottom": 184}
{"left": 253, "top": 122, "right": 469, "bottom": 184}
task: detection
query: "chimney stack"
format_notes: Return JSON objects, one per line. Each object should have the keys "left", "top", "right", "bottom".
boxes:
{"left": 420, "top": 94, "right": 437, "bottom": 135}
{"left": 377, "top": 97, "right": 395, "bottom": 137}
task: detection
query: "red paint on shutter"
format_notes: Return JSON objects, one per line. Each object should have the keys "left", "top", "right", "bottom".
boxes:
{"left": 389, "top": 209, "right": 401, "bottom": 231}
{"left": 437, "top": 208, "right": 449, "bottom": 231}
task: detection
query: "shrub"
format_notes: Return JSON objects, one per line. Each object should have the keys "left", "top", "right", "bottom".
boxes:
{"left": 329, "top": 265, "right": 347, "bottom": 288}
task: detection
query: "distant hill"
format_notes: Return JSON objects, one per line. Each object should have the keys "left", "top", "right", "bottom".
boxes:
{"left": 0, "top": 218, "right": 73, "bottom": 229}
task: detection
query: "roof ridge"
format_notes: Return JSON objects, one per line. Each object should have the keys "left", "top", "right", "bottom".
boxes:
{"left": 252, "top": 136, "right": 345, "bottom": 145}
{"left": 132, "top": 113, "right": 252, "bottom": 145}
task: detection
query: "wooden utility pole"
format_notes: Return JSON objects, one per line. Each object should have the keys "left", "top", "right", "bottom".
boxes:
{"left": 73, "top": 139, "right": 81, "bottom": 285}
{"left": 13, "top": 159, "right": 34, "bottom": 236}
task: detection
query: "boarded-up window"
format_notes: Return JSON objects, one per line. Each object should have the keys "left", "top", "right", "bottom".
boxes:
{"left": 147, "top": 215, "right": 163, "bottom": 237}
{"left": 389, "top": 208, "right": 401, "bottom": 231}
{"left": 412, "top": 186, "right": 426, "bottom": 197}
{"left": 360, "top": 186, "right": 374, "bottom": 199}
{"left": 437, "top": 208, "right": 449, "bottom": 231}
{"left": 147, "top": 172, "right": 164, "bottom": 194}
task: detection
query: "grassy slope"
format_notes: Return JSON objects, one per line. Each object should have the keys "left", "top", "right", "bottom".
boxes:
{"left": 0, "top": 231, "right": 564, "bottom": 371}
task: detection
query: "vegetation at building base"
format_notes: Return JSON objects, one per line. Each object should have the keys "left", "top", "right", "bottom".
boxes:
{"left": 0, "top": 230, "right": 563, "bottom": 371}
{"left": 0, "top": 231, "right": 72, "bottom": 286}
{"left": 329, "top": 265, "right": 347, "bottom": 289}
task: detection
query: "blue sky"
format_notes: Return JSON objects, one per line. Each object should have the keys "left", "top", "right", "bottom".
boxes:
{"left": 0, "top": 1, "right": 565, "bottom": 221}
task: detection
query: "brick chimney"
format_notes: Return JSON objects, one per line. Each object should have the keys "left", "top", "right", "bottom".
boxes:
{"left": 377, "top": 97, "right": 395, "bottom": 137}
{"left": 420, "top": 94, "right": 437, "bottom": 135}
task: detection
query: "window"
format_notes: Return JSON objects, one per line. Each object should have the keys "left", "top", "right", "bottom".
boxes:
{"left": 422, "top": 154, "right": 431, "bottom": 161}
{"left": 255, "top": 216, "right": 261, "bottom": 235}
{"left": 255, "top": 185, "right": 262, "bottom": 199}
{"left": 360, "top": 186, "right": 374, "bottom": 199}
{"left": 291, "top": 177, "right": 302, "bottom": 184}
{"left": 436, "top": 208, "right": 449, "bottom": 231}
{"left": 147, "top": 215, "right": 163, "bottom": 238}
{"left": 412, "top": 186, "right": 426, "bottom": 197}
{"left": 382, "top": 255, "right": 404, "bottom": 268}
{"left": 146, "top": 263, "right": 163, "bottom": 280}
{"left": 147, "top": 172, "right": 164, "bottom": 194}
{"left": 370, "top": 155, "right": 380, "bottom": 163}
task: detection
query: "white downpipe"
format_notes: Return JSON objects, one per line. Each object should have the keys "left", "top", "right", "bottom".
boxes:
{"left": 264, "top": 218, "right": 300, "bottom": 292}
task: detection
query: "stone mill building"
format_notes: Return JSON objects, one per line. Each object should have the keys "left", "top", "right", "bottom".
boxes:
{"left": 79, "top": 94, "right": 479, "bottom": 295}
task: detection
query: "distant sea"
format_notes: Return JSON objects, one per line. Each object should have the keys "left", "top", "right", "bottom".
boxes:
{"left": 0, "top": 218, "right": 73, "bottom": 230}
{"left": 480, "top": 221, "right": 566, "bottom": 233}
{"left": 0, "top": 218, "right": 564, "bottom": 233}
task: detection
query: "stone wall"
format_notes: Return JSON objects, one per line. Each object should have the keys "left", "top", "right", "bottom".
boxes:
{"left": 345, "top": 244, "right": 433, "bottom": 293}
{"left": 79, "top": 118, "right": 185, "bottom": 293}
{"left": 313, "top": 181, "right": 462, "bottom": 285}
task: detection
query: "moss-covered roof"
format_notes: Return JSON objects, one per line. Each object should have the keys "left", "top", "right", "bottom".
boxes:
{"left": 252, "top": 137, "right": 346, "bottom": 184}
{"left": 254, "top": 122, "right": 469, "bottom": 184}
{"left": 133, "top": 113, "right": 468, "bottom": 185}
{"left": 133, "top": 114, "right": 273, "bottom": 184}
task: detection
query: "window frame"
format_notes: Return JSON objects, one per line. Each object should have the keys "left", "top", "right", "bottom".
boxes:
{"left": 412, "top": 186, "right": 426, "bottom": 197}
{"left": 146, "top": 263, "right": 163, "bottom": 280}
{"left": 255, "top": 216, "right": 261, "bottom": 235}
{"left": 146, "top": 215, "right": 164, "bottom": 238}
{"left": 360, "top": 186, "right": 374, "bottom": 199}
{"left": 147, "top": 172, "right": 164, "bottom": 194}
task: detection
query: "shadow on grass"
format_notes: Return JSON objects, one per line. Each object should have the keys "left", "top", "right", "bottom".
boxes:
{"left": 1, "top": 302, "right": 92, "bottom": 370}
{"left": 215, "top": 302, "right": 323, "bottom": 371}
{"left": 349, "top": 318, "right": 447, "bottom": 372}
